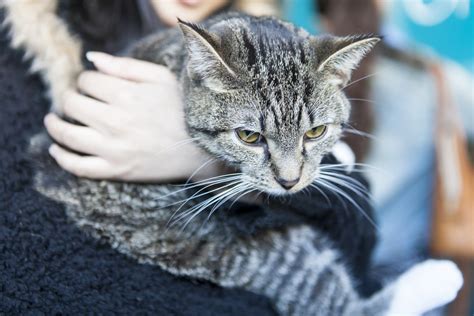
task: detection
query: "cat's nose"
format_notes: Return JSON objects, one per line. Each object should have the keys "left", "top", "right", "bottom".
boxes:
{"left": 275, "top": 177, "right": 300, "bottom": 190}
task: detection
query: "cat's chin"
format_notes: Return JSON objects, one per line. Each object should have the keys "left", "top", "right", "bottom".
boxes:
{"left": 262, "top": 186, "right": 307, "bottom": 197}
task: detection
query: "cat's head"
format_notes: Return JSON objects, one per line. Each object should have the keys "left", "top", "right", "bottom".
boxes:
{"left": 179, "top": 15, "right": 379, "bottom": 195}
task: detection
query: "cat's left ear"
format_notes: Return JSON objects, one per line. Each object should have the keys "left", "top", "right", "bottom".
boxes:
{"left": 178, "top": 19, "right": 236, "bottom": 92}
{"left": 314, "top": 36, "right": 380, "bottom": 87}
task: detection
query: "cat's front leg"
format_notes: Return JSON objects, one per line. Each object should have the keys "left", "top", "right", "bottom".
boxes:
{"left": 160, "top": 224, "right": 363, "bottom": 316}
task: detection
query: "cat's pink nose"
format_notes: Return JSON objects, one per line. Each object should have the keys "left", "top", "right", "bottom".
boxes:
{"left": 276, "top": 177, "right": 300, "bottom": 190}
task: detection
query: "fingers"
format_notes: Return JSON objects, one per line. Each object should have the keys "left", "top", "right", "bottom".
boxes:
{"left": 44, "top": 113, "right": 108, "bottom": 155}
{"left": 86, "top": 51, "right": 175, "bottom": 84}
{"left": 77, "top": 70, "right": 134, "bottom": 104}
{"left": 61, "top": 90, "right": 116, "bottom": 130}
{"left": 48, "top": 144, "right": 114, "bottom": 179}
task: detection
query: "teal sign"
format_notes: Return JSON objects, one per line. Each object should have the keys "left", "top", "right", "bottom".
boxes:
{"left": 284, "top": 0, "right": 473, "bottom": 73}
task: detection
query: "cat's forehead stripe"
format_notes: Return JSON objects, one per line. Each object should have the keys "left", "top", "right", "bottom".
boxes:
{"left": 233, "top": 18, "right": 316, "bottom": 126}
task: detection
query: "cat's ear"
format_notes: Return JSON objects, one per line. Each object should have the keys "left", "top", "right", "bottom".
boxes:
{"left": 178, "top": 19, "right": 236, "bottom": 92}
{"left": 314, "top": 35, "right": 380, "bottom": 87}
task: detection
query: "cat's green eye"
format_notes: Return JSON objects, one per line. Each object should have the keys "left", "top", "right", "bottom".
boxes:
{"left": 305, "top": 125, "right": 327, "bottom": 140}
{"left": 236, "top": 129, "right": 262, "bottom": 144}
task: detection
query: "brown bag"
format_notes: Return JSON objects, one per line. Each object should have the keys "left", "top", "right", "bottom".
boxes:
{"left": 430, "top": 63, "right": 474, "bottom": 258}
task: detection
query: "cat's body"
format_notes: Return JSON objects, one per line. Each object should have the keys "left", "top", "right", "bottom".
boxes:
{"left": 11, "top": 8, "right": 462, "bottom": 316}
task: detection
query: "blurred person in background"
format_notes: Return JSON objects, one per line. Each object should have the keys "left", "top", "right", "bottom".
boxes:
{"left": 314, "top": 0, "right": 473, "bottom": 270}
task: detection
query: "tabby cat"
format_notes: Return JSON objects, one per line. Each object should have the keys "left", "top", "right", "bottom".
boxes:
{"left": 27, "top": 12, "right": 462, "bottom": 316}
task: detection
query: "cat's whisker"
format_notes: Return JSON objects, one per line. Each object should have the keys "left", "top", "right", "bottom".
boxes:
{"left": 319, "top": 173, "right": 372, "bottom": 202}
{"left": 308, "top": 183, "right": 331, "bottom": 206}
{"left": 319, "top": 166, "right": 366, "bottom": 173}
{"left": 319, "top": 169, "right": 368, "bottom": 188}
{"left": 157, "top": 174, "right": 244, "bottom": 202}
{"left": 191, "top": 185, "right": 253, "bottom": 234}
{"left": 320, "top": 164, "right": 388, "bottom": 178}
{"left": 157, "top": 137, "right": 201, "bottom": 154}
{"left": 176, "top": 172, "right": 245, "bottom": 187}
{"left": 205, "top": 184, "right": 255, "bottom": 225}
{"left": 319, "top": 171, "right": 370, "bottom": 195}
{"left": 249, "top": 99, "right": 265, "bottom": 119}
{"left": 185, "top": 158, "right": 218, "bottom": 185}
{"left": 197, "top": 184, "right": 254, "bottom": 233}
{"left": 313, "top": 179, "right": 350, "bottom": 213}
{"left": 322, "top": 72, "right": 379, "bottom": 105}
{"left": 316, "top": 178, "right": 357, "bottom": 218}
{"left": 319, "top": 162, "right": 382, "bottom": 173}
{"left": 159, "top": 178, "right": 246, "bottom": 223}
{"left": 213, "top": 184, "right": 253, "bottom": 213}
{"left": 167, "top": 179, "right": 244, "bottom": 225}
{"left": 227, "top": 185, "right": 257, "bottom": 210}
{"left": 342, "top": 122, "right": 377, "bottom": 140}
{"left": 343, "top": 128, "right": 377, "bottom": 140}
{"left": 340, "top": 72, "right": 378, "bottom": 92}
{"left": 175, "top": 182, "right": 250, "bottom": 230}
{"left": 315, "top": 178, "right": 380, "bottom": 232}
{"left": 347, "top": 97, "right": 376, "bottom": 104}
{"left": 172, "top": 181, "right": 247, "bottom": 224}
{"left": 203, "top": 183, "right": 250, "bottom": 219}
{"left": 320, "top": 173, "right": 369, "bottom": 197}
{"left": 164, "top": 174, "right": 248, "bottom": 225}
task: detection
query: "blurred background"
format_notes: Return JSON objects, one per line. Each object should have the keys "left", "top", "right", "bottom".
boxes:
{"left": 285, "top": 0, "right": 473, "bottom": 73}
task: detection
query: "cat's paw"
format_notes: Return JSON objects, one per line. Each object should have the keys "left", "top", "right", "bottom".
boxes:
{"left": 386, "top": 259, "right": 463, "bottom": 316}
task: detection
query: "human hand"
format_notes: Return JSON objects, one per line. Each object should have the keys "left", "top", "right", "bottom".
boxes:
{"left": 45, "top": 52, "right": 220, "bottom": 182}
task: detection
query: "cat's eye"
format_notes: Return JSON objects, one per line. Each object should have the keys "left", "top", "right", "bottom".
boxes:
{"left": 305, "top": 125, "right": 327, "bottom": 140}
{"left": 236, "top": 129, "right": 262, "bottom": 144}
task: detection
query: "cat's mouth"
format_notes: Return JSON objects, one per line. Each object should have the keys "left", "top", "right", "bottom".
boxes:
{"left": 260, "top": 177, "right": 315, "bottom": 196}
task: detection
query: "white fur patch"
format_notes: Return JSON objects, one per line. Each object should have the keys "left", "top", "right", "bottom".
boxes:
{"left": 332, "top": 141, "right": 355, "bottom": 173}
{"left": 386, "top": 259, "right": 463, "bottom": 316}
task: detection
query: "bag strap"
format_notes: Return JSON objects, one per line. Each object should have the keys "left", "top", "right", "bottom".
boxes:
{"left": 430, "top": 63, "right": 473, "bottom": 213}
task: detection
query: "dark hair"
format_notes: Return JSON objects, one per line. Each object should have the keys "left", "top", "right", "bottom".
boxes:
{"left": 316, "top": 0, "right": 380, "bottom": 161}
{"left": 58, "top": 0, "right": 145, "bottom": 53}
{"left": 58, "top": 0, "right": 234, "bottom": 54}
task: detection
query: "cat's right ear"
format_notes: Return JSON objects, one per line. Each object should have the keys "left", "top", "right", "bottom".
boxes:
{"left": 178, "top": 19, "right": 236, "bottom": 92}
{"left": 313, "top": 35, "right": 380, "bottom": 87}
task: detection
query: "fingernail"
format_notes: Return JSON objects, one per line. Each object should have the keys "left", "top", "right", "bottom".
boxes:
{"left": 86, "top": 51, "right": 109, "bottom": 64}
{"left": 44, "top": 113, "right": 54, "bottom": 125}
{"left": 85, "top": 51, "right": 98, "bottom": 63}
{"left": 49, "top": 144, "right": 58, "bottom": 156}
